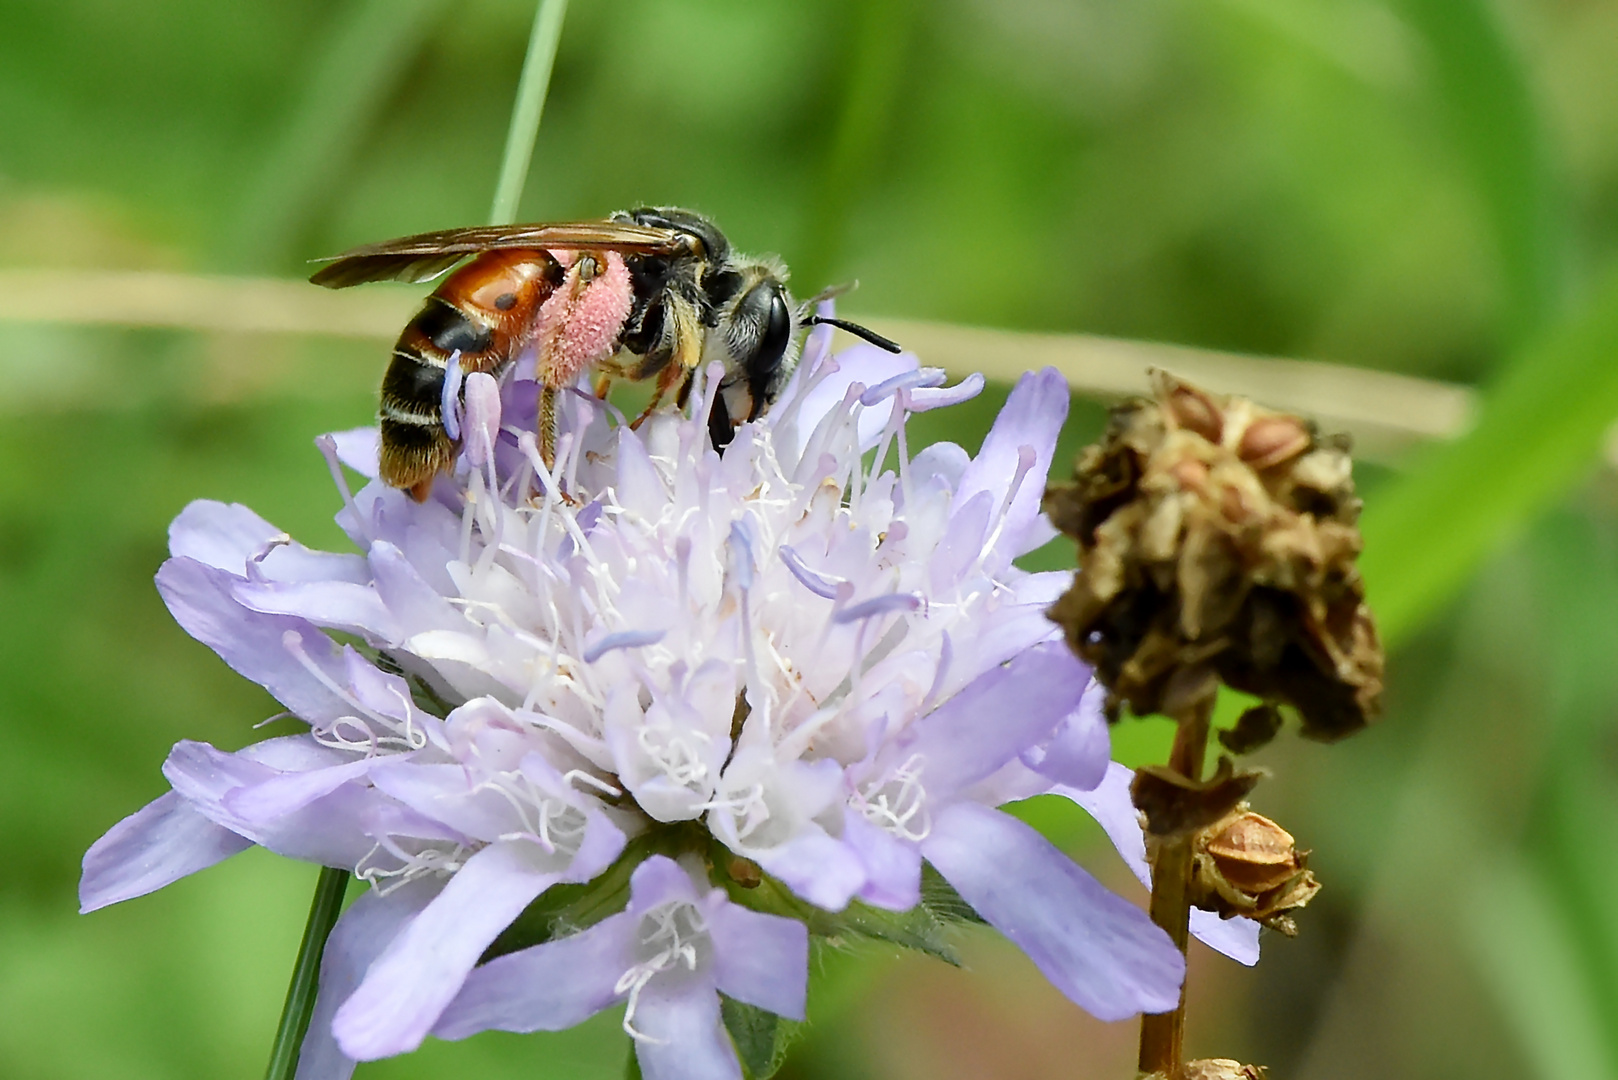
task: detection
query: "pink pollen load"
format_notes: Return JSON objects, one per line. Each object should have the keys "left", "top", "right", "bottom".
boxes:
{"left": 534, "top": 251, "right": 634, "bottom": 385}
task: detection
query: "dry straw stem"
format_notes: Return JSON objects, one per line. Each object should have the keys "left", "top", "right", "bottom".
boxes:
{"left": 0, "top": 268, "right": 1475, "bottom": 461}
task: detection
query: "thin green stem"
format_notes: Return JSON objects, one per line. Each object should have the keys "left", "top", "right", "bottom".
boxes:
{"left": 489, "top": 0, "right": 571, "bottom": 226}
{"left": 262, "top": 867, "right": 351, "bottom": 1080}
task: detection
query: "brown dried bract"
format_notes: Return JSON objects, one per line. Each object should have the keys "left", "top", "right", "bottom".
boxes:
{"left": 1189, "top": 806, "right": 1320, "bottom": 935}
{"left": 1217, "top": 703, "right": 1284, "bottom": 755}
{"left": 1044, "top": 370, "right": 1382, "bottom": 740}
{"left": 1132, "top": 756, "right": 1265, "bottom": 838}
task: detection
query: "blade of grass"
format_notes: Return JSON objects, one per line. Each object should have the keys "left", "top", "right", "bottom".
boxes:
{"left": 792, "top": 0, "right": 923, "bottom": 289}
{"left": 229, "top": 0, "right": 449, "bottom": 271}
{"left": 1396, "top": 0, "right": 1569, "bottom": 341}
{"left": 1463, "top": 855, "right": 1614, "bottom": 1080}
{"left": 489, "top": 0, "right": 570, "bottom": 226}
{"left": 1358, "top": 267, "right": 1618, "bottom": 646}
{"left": 1521, "top": 515, "right": 1618, "bottom": 1062}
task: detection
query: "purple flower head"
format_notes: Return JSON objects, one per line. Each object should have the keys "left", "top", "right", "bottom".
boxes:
{"left": 80, "top": 322, "right": 1242, "bottom": 1076}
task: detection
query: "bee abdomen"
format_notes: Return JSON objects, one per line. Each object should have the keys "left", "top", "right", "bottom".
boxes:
{"left": 381, "top": 347, "right": 447, "bottom": 424}
{"left": 415, "top": 295, "right": 495, "bottom": 354}
{"left": 378, "top": 342, "right": 455, "bottom": 497}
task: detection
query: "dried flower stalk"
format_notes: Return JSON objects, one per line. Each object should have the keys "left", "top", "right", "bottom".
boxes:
{"left": 1044, "top": 370, "right": 1384, "bottom": 1079}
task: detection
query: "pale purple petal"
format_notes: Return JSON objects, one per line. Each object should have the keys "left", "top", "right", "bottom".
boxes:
{"left": 1187, "top": 909, "right": 1261, "bottom": 965}
{"left": 168, "top": 500, "right": 280, "bottom": 571}
{"left": 233, "top": 578, "right": 399, "bottom": 641}
{"left": 295, "top": 877, "right": 442, "bottom": 1080}
{"left": 1022, "top": 679, "right": 1109, "bottom": 791}
{"left": 708, "top": 902, "right": 809, "bottom": 1020}
{"left": 627, "top": 853, "right": 701, "bottom": 909}
{"left": 751, "top": 830, "right": 866, "bottom": 912}
{"left": 368, "top": 542, "right": 464, "bottom": 636}
{"left": 1052, "top": 764, "right": 1260, "bottom": 965}
{"left": 161, "top": 741, "right": 380, "bottom": 868}
{"left": 367, "top": 762, "right": 521, "bottom": 842}
{"left": 329, "top": 427, "right": 381, "bottom": 479}
{"left": 842, "top": 808, "right": 922, "bottom": 911}
{"left": 156, "top": 557, "right": 352, "bottom": 726}
{"left": 239, "top": 733, "right": 352, "bottom": 772}
{"left": 928, "top": 490, "right": 991, "bottom": 593}
{"left": 250, "top": 544, "right": 372, "bottom": 587}
{"left": 902, "top": 640, "right": 1089, "bottom": 800}
{"left": 79, "top": 791, "right": 251, "bottom": 913}
{"left": 334, "top": 840, "right": 569, "bottom": 1059}
{"left": 910, "top": 442, "right": 970, "bottom": 492}
{"left": 921, "top": 802, "right": 1184, "bottom": 1021}
{"left": 224, "top": 755, "right": 380, "bottom": 822}
{"left": 434, "top": 910, "right": 635, "bottom": 1039}
{"left": 634, "top": 984, "right": 741, "bottom": 1080}
{"left": 955, "top": 367, "right": 1069, "bottom": 567}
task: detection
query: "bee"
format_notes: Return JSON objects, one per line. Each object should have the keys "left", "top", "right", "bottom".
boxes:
{"left": 310, "top": 207, "right": 899, "bottom": 500}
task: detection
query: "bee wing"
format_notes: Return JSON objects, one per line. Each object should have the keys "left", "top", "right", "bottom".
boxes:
{"left": 308, "top": 222, "right": 687, "bottom": 289}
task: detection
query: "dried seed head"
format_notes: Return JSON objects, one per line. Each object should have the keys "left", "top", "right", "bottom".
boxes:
{"left": 1204, "top": 811, "right": 1300, "bottom": 893}
{"left": 1188, "top": 805, "right": 1321, "bottom": 935}
{"left": 1043, "top": 370, "right": 1383, "bottom": 739}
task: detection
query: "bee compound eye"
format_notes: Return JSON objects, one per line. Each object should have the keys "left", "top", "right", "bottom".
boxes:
{"left": 763, "top": 288, "right": 791, "bottom": 360}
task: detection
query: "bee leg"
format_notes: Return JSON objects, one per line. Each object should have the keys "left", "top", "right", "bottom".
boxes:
{"left": 538, "top": 383, "right": 558, "bottom": 471}
{"left": 593, "top": 374, "right": 613, "bottom": 399}
{"left": 628, "top": 361, "right": 687, "bottom": 430}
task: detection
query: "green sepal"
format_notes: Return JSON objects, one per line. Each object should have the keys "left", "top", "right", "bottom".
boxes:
{"left": 919, "top": 863, "right": 986, "bottom": 925}
{"left": 720, "top": 995, "right": 804, "bottom": 1080}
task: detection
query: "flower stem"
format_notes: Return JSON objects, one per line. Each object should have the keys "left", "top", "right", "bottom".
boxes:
{"left": 262, "top": 867, "right": 350, "bottom": 1080}
{"left": 1137, "top": 692, "right": 1213, "bottom": 1078}
{"left": 489, "top": 0, "right": 571, "bottom": 226}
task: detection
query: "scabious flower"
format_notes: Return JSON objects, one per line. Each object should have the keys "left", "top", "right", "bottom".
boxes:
{"left": 82, "top": 320, "right": 1254, "bottom": 1079}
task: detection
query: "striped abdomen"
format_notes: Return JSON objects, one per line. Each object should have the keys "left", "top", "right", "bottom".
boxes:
{"left": 379, "top": 249, "right": 562, "bottom": 499}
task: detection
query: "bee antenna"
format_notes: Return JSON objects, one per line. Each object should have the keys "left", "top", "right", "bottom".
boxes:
{"left": 804, "top": 316, "right": 903, "bottom": 354}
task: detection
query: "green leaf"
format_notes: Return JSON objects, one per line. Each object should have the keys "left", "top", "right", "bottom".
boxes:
{"left": 1395, "top": 0, "right": 1567, "bottom": 341}
{"left": 1359, "top": 269, "right": 1618, "bottom": 648}
{"left": 720, "top": 996, "right": 803, "bottom": 1080}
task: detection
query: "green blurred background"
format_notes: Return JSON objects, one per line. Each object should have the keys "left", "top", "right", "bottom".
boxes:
{"left": 4, "top": 0, "right": 1618, "bottom": 1076}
